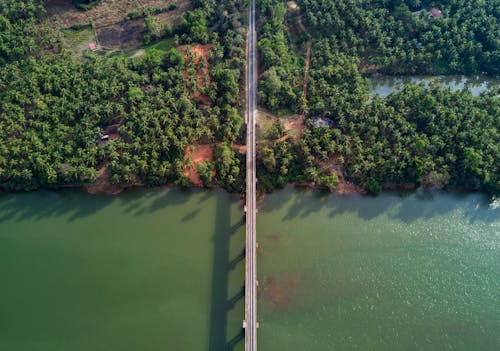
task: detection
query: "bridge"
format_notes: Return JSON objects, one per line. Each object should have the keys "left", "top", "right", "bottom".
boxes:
{"left": 244, "top": 0, "right": 258, "bottom": 350}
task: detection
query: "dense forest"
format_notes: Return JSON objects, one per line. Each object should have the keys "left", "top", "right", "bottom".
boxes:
{"left": 298, "top": 0, "right": 499, "bottom": 75}
{"left": 0, "top": 0, "right": 247, "bottom": 192}
{"left": 1, "top": 0, "right": 499, "bottom": 196}
{"left": 255, "top": 0, "right": 499, "bottom": 196}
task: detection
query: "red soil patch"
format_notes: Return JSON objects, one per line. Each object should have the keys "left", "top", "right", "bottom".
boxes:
{"left": 178, "top": 44, "right": 212, "bottom": 65}
{"left": 274, "top": 135, "right": 290, "bottom": 143}
{"left": 183, "top": 142, "right": 246, "bottom": 186}
{"left": 231, "top": 144, "right": 247, "bottom": 153}
{"left": 183, "top": 144, "right": 214, "bottom": 186}
{"left": 178, "top": 44, "right": 212, "bottom": 105}
{"left": 318, "top": 155, "right": 367, "bottom": 195}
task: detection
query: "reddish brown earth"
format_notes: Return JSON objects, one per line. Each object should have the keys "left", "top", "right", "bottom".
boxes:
{"left": 231, "top": 144, "right": 247, "bottom": 153}
{"left": 178, "top": 44, "right": 213, "bottom": 105}
{"left": 183, "top": 144, "right": 214, "bottom": 186}
{"left": 183, "top": 142, "right": 246, "bottom": 186}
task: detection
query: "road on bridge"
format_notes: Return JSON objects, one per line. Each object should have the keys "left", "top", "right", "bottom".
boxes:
{"left": 245, "top": 0, "right": 258, "bottom": 350}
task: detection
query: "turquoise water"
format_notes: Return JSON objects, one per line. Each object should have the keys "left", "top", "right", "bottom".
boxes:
{"left": 0, "top": 188, "right": 245, "bottom": 351}
{"left": 258, "top": 188, "right": 500, "bottom": 351}
{"left": 1, "top": 187, "right": 499, "bottom": 350}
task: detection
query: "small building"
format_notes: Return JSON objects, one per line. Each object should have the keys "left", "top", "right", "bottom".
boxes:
{"left": 312, "top": 117, "right": 334, "bottom": 128}
{"left": 89, "top": 42, "right": 98, "bottom": 51}
{"left": 100, "top": 125, "right": 120, "bottom": 142}
{"left": 429, "top": 8, "right": 443, "bottom": 18}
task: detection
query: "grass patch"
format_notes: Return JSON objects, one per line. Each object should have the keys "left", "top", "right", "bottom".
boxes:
{"left": 276, "top": 107, "right": 294, "bottom": 116}
{"left": 256, "top": 109, "right": 278, "bottom": 141}
{"left": 142, "top": 37, "right": 176, "bottom": 54}
{"left": 103, "top": 48, "right": 138, "bottom": 59}
{"left": 61, "top": 25, "right": 95, "bottom": 57}
{"left": 96, "top": 37, "right": 176, "bottom": 60}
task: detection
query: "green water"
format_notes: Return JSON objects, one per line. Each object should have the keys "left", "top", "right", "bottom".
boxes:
{"left": 1, "top": 188, "right": 499, "bottom": 350}
{"left": 0, "top": 188, "right": 245, "bottom": 351}
{"left": 258, "top": 187, "right": 500, "bottom": 351}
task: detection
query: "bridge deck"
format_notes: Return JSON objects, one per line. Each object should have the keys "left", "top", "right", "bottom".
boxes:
{"left": 244, "top": 0, "right": 257, "bottom": 351}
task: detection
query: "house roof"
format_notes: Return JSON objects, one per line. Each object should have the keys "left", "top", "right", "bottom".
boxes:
{"left": 89, "top": 42, "right": 97, "bottom": 51}
{"left": 429, "top": 8, "right": 443, "bottom": 18}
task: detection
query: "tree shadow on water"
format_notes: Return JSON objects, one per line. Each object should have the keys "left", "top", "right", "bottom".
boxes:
{"left": 0, "top": 190, "right": 116, "bottom": 224}
{"left": 273, "top": 187, "right": 498, "bottom": 225}
{"left": 209, "top": 194, "right": 245, "bottom": 351}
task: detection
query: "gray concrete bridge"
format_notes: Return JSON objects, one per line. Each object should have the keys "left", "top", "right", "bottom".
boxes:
{"left": 244, "top": 0, "right": 258, "bottom": 350}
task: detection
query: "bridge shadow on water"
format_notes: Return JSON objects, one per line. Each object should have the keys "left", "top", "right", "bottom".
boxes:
{"left": 209, "top": 194, "right": 246, "bottom": 351}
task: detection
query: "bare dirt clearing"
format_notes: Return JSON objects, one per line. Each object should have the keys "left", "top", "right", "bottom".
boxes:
{"left": 44, "top": 0, "right": 190, "bottom": 28}
{"left": 257, "top": 109, "right": 305, "bottom": 141}
{"left": 96, "top": 20, "right": 145, "bottom": 49}
{"left": 179, "top": 44, "right": 213, "bottom": 105}
{"left": 318, "top": 155, "right": 366, "bottom": 195}
{"left": 183, "top": 144, "right": 214, "bottom": 186}
{"left": 44, "top": 0, "right": 191, "bottom": 49}
{"left": 183, "top": 142, "right": 246, "bottom": 186}
{"left": 84, "top": 165, "right": 124, "bottom": 195}
{"left": 153, "top": 2, "right": 192, "bottom": 27}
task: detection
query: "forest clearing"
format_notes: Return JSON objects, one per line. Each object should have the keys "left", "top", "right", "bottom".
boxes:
{"left": 43, "top": 0, "right": 190, "bottom": 53}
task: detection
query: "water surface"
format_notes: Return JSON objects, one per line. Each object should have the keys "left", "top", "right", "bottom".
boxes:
{"left": 0, "top": 188, "right": 245, "bottom": 351}
{"left": 369, "top": 75, "right": 500, "bottom": 97}
{"left": 1, "top": 187, "right": 499, "bottom": 351}
{"left": 258, "top": 188, "right": 500, "bottom": 351}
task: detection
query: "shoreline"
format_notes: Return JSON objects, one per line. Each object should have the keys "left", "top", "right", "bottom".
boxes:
{"left": 0, "top": 181, "right": 492, "bottom": 202}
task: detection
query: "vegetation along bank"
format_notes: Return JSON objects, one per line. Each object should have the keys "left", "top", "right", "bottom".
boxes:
{"left": 0, "top": 0, "right": 498, "bottom": 196}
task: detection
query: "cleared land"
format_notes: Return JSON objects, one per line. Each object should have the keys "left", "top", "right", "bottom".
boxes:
{"left": 44, "top": 0, "right": 191, "bottom": 50}
{"left": 179, "top": 44, "right": 213, "bottom": 105}
{"left": 184, "top": 144, "right": 214, "bottom": 186}
{"left": 44, "top": 0, "right": 190, "bottom": 28}
{"left": 256, "top": 109, "right": 305, "bottom": 142}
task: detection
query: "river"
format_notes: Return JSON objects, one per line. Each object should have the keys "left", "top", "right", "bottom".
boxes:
{"left": 0, "top": 188, "right": 246, "bottom": 351}
{"left": 1, "top": 188, "right": 499, "bottom": 350}
{"left": 369, "top": 75, "right": 500, "bottom": 97}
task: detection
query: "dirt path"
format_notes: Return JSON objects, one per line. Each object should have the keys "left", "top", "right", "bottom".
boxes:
{"left": 296, "top": 14, "right": 307, "bottom": 34}
{"left": 294, "top": 13, "right": 313, "bottom": 98}
{"left": 303, "top": 41, "right": 312, "bottom": 98}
